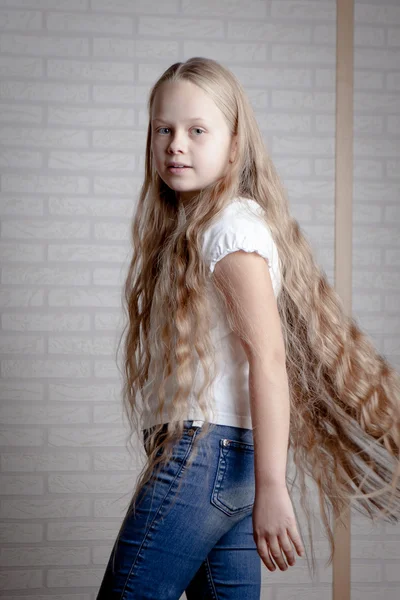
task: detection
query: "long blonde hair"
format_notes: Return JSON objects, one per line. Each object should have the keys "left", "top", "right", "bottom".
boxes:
{"left": 111, "top": 57, "right": 400, "bottom": 577}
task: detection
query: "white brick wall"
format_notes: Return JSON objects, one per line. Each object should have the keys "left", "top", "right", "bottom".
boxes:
{"left": 350, "top": 1, "right": 400, "bottom": 598}
{"left": 0, "top": 0, "right": 398, "bottom": 598}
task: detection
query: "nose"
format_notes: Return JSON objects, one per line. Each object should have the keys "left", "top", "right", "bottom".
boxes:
{"left": 167, "top": 131, "right": 187, "bottom": 154}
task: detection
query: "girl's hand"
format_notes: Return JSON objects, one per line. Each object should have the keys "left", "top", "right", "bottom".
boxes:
{"left": 252, "top": 483, "right": 305, "bottom": 571}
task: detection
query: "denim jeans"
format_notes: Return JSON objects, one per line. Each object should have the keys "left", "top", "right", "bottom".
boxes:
{"left": 96, "top": 420, "right": 261, "bottom": 599}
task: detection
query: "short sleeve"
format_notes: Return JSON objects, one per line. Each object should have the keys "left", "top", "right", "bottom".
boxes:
{"left": 202, "top": 200, "right": 282, "bottom": 295}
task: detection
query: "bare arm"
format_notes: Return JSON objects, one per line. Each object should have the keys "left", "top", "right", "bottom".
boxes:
{"left": 248, "top": 354, "right": 290, "bottom": 490}
{"left": 213, "top": 250, "right": 290, "bottom": 490}
{"left": 213, "top": 249, "right": 304, "bottom": 571}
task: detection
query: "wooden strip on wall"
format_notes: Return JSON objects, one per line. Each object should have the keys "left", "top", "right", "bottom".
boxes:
{"left": 333, "top": 0, "right": 354, "bottom": 599}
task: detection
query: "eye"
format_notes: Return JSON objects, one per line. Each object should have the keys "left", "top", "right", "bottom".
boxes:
{"left": 156, "top": 127, "right": 205, "bottom": 135}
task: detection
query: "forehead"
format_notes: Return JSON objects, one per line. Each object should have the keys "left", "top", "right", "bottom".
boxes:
{"left": 151, "top": 116, "right": 210, "bottom": 124}
{"left": 151, "top": 80, "right": 222, "bottom": 124}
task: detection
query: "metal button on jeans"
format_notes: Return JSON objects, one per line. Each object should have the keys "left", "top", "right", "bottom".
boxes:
{"left": 187, "top": 428, "right": 194, "bottom": 436}
{"left": 222, "top": 439, "right": 230, "bottom": 446}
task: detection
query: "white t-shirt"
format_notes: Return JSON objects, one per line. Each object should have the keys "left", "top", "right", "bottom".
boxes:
{"left": 141, "top": 196, "right": 282, "bottom": 431}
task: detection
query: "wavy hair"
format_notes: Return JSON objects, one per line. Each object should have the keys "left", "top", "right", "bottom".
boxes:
{"left": 110, "top": 57, "right": 400, "bottom": 577}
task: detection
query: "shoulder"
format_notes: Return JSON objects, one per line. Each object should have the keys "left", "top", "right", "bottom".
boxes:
{"left": 202, "top": 196, "right": 282, "bottom": 296}
{"left": 202, "top": 196, "right": 271, "bottom": 251}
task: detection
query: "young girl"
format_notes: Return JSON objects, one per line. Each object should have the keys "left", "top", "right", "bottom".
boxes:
{"left": 97, "top": 57, "right": 400, "bottom": 599}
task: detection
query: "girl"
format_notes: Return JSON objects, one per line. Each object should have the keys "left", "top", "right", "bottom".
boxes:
{"left": 97, "top": 57, "right": 400, "bottom": 599}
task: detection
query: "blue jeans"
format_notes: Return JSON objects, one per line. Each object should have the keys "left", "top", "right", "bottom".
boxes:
{"left": 96, "top": 420, "right": 261, "bottom": 599}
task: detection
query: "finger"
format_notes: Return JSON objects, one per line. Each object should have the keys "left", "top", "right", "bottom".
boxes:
{"left": 256, "top": 537, "right": 277, "bottom": 572}
{"left": 288, "top": 526, "right": 306, "bottom": 557}
{"left": 277, "top": 532, "right": 295, "bottom": 566}
{"left": 268, "top": 539, "right": 288, "bottom": 571}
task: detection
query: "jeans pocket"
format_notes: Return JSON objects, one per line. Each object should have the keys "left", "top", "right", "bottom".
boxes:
{"left": 210, "top": 437, "right": 255, "bottom": 517}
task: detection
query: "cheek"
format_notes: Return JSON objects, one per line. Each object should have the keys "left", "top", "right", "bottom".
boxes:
{"left": 151, "top": 143, "right": 162, "bottom": 166}
{"left": 151, "top": 135, "right": 160, "bottom": 151}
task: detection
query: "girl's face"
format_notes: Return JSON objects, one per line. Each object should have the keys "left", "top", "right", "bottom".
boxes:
{"left": 151, "top": 80, "right": 237, "bottom": 205}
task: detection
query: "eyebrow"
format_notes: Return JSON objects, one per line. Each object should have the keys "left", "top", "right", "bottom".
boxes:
{"left": 151, "top": 117, "right": 209, "bottom": 124}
